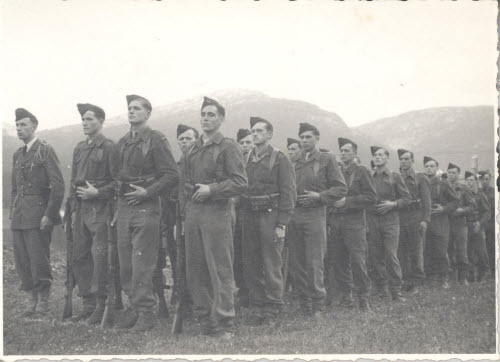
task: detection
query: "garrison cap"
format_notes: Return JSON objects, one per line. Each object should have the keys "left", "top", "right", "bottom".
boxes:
{"left": 77, "top": 103, "right": 105, "bottom": 120}
{"left": 126, "top": 94, "right": 152, "bottom": 111}
{"left": 441, "top": 173, "right": 448, "bottom": 180}
{"left": 15, "top": 108, "right": 38, "bottom": 126}
{"left": 338, "top": 137, "right": 357, "bottom": 150}
{"left": 424, "top": 156, "right": 437, "bottom": 166}
{"left": 397, "top": 148, "right": 411, "bottom": 158}
{"left": 447, "top": 162, "right": 460, "bottom": 172}
{"left": 287, "top": 138, "right": 300, "bottom": 147}
{"left": 237, "top": 128, "right": 251, "bottom": 142}
{"left": 177, "top": 124, "right": 197, "bottom": 138}
{"left": 478, "top": 170, "right": 490, "bottom": 179}
{"left": 299, "top": 122, "right": 319, "bottom": 136}
{"left": 464, "top": 171, "right": 475, "bottom": 180}
{"left": 370, "top": 146, "right": 383, "bottom": 156}
{"left": 201, "top": 96, "right": 225, "bottom": 117}
{"left": 250, "top": 116, "right": 273, "bottom": 132}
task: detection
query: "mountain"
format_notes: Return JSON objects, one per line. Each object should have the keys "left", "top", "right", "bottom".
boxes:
{"left": 353, "top": 106, "right": 496, "bottom": 174}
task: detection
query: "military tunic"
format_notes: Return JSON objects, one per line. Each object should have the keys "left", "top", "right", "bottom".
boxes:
{"left": 182, "top": 131, "right": 247, "bottom": 332}
{"left": 11, "top": 139, "right": 65, "bottom": 292}
{"left": 116, "top": 126, "right": 179, "bottom": 313}
{"left": 482, "top": 185, "right": 495, "bottom": 273}
{"left": 467, "top": 189, "right": 490, "bottom": 281}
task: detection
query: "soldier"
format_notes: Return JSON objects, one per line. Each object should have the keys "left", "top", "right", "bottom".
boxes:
{"left": 465, "top": 171, "right": 491, "bottom": 282}
{"left": 115, "top": 95, "right": 179, "bottom": 332}
{"left": 287, "top": 138, "right": 302, "bottom": 164}
{"left": 233, "top": 128, "right": 253, "bottom": 308}
{"left": 240, "top": 117, "right": 296, "bottom": 326}
{"left": 367, "top": 146, "right": 411, "bottom": 302}
{"left": 68, "top": 103, "right": 117, "bottom": 323}
{"left": 397, "top": 149, "right": 431, "bottom": 293}
{"left": 182, "top": 96, "right": 247, "bottom": 339}
{"left": 446, "top": 163, "right": 476, "bottom": 285}
{"left": 288, "top": 122, "right": 347, "bottom": 317}
{"left": 423, "top": 156, "right": 459, "bottom": 288}
{"left": 327, "top": 137, "right": 375, "bottom": 311}
{"left": 11, "top": 108, "right": 65, "bottom": 317}
{"left": 478, "top": 170, "right": 495, "bottom": 274}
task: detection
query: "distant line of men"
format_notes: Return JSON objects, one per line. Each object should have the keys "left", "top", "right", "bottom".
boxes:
{"left": 10, "top": 96, "right": 496, "bottom": 341}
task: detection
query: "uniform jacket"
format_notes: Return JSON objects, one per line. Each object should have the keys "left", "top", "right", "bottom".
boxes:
{"left": 399, "top": 168, "right": 432, "bottom": 224}
{"left": 449, "top": 182, "right": 476, "bottom": 219}
{"left": 11, "top": 139, "right": 65, "bottom": 230}
{"left": 468, "top": 190, "right": 490, "bottom": 226}
{"left": 483, "top": 185, "right": 495, "bottom": 226}
{"left": 427, "top": 175, "right": 459, "bottom": 217}
{"left": 244, "top": 144, "right": 297, "bottom": 226}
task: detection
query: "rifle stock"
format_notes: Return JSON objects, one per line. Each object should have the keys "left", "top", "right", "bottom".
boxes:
{"left": 171, "top": 200, "right": 185, "bottom": 335}
{"left": 101, "top": 202, "right": 118, "bottom": 328}
{"left": 62, "top": 199, "right": 74, "bottom": 320}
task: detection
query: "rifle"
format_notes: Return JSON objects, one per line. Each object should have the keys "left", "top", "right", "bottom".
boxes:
{"left": 171, "top": 200, "right": 186, "bottom": 335}
{"left": 282, "top": 238, "right": 290, "bottom": 298}
{"left": 62, "top": 199, "right": 75, "bottom": 320}
{"left": 154, "top": 197, "right": 170, "bottom": 318}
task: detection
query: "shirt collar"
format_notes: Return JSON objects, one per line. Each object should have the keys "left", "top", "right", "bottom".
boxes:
{"left": 130, "top": 126, "right": 151, "bottom": 142}
{"left": 198, "top": 131, "right": 224, "bottom": 147}
{"left": 373, "top": 165, "right": 390, "bottom": 176}
{"left": 87, "top": 132, "right": 105, "bottom": 147}
{"left": 302, "top": 148, "right": 321, "bottom": 163}
{"left": 342, "top": 161, "right": 357, "bottom": 173}
{"left": 401, "top": 167, "right": 415, "bottom": 179}
{"left": 250, "top": 144, "right": 272, "bottom": 162}
{"left": 25, "top": 137, "right": 38, "bottom": 152}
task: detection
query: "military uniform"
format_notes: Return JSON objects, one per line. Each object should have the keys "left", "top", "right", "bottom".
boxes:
{"left": 467, "top": 187, "right": 490, "bottom": 282}
{"left": 398, "top": 167, "right": 431, "bottom": 288}
{"left": 116, "top": 126, "right": 179, "bottom": 316}
{"left": 481, "top": 184, "right": 495, "bottom": 274}
{"left": 241, "top": 143, "right": 296, "bottom": 321}
{"left": 182, "top": 131, "right": 247, "bottom": 333}
{"left": 11, "top": 136, "right": 65, "bottom": 311}
{"left": 69, "top": 131, "right": 117, "bottom": 316}
{"left": 366, "top": 165, "right": 411, "bottom": 298}
{"left": 288, "top": 148, "right": 347, "bottom": 313}
{"left": 328, "top": 158, "right": 375, "bottom": 307}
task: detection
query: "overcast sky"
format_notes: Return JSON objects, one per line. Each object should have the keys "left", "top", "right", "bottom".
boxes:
{"left": 1, "top": 0, "right": 497, "bottom": 130}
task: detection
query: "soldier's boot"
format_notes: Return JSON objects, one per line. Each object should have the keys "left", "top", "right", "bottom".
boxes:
{"left": 338, "top": 292, "right": 355, "bottom": 309}
{"left": 115, "top": 307, "right": 138, "bottom": 329}
{"left": 458, "top": 269, "right": 469, "bottom": 285}
{"left": 19, "top": 291, "right": 38, "bottom": 318}
{"left": 477, "top": 269, "right": 487, "bottom": 283}
{"left": 376, "top": 286, "right": 389, "bottom": 300}
{"left": 71, "top": 295, "right": 96, "bottom": 321}
{"left": 359, "top": 296, "right": 371, "bottom": 312}
{"left": 87, "top": 297, "right": 106, "bottom": 325}
{"left": 245, "top": 305, "right": 264, "bottom": 326}
{"left": 391, "top": 290, "right": 407, "bottom": 303}
{"left": 294, "top": 298, "right": 313, "bottom": 317}
{"left": 37, "top": 286, "right": 51, "bottom": 315}
{"left": 130, "top": 311, "right": 155, "bottom": 332}
{"left": 235, "top": 287, "right": 250, "bottom": 309}
{"left": 114, "top": 292, "right": 124, "bottom": 311}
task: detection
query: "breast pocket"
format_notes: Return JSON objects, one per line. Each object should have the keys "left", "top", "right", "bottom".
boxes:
{"left": 349, "top": 175, "right": 362, "bottom": 195}
{"left": 128, "top": 147, "right": 145, "bottom": 169}
{"left": 89, "top": 148, "right": 105, "bottom": 176}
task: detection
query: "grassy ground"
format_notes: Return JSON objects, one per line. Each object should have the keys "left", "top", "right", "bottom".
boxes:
{"left": 2, "top": 227, "right": 497, "bottom": 356}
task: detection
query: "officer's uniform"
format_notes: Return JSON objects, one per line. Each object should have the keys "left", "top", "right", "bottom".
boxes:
{"left": 11, "top": 110, "right": 65, "bottom": 312}
{"left": 328, "top": 151, "right": 375, "bottom": 307}
{"left": 467, "top": 186, "right": 490, "bottom": 282}
{"left": 424, "top": 172, "right": 459, "bottom": 283}
{"left": 116, "top": 125, "right": 179, "bottom": 315}
{"left": 241, "top": 140, "right": 296, "bottom": 320}
{"left": 366, "top": 163, "right": 411, "bottom": 298}
{"left": 183, "top": 130, "right": 247, "bottom": 333}
{"left": 288, "top": 139, "right": 347, "bottom": 313}
{"left": 398, "top": 163, "right": 431, "bottom": 288}
{"left": 69, "top": 130, "right": 117, "bottom": 313}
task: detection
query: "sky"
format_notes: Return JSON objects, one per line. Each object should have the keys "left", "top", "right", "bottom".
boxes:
{"left": 1, "top": 0, "right": 497, "bottom": 130}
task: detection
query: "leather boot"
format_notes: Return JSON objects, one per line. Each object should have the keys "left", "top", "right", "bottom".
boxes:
{"left": 19, "top": 291, "right": 38, "bottom": 318}
{"left": 338, "top": 292, "right": 355, "bottom": 309}
{"left": 71, "top": 295, "right": 96, "bottom": 321}
{"left": 37, "top": 286, "right": 51, "bottom": 314}
{"left": 359, "top": 296, "right": 371, "bottom": 311}
{"left": 115, "top": 306, "right": 138, "bottom": 329}
{"left": 130, "top": 310, "right": 155, "bottom": 332}
{"left": 391, "top": 290, "right": 407, "bottom": 303}
{"left": 87, "top": 297, "right": 106, "bottom": 325}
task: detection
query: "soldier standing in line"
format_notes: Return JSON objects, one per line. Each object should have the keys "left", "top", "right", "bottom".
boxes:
{"left": 366, "top": 146, "right": 411, "bottom": 302}
{"left": 240, "top": 117, "right": 296, "bottom": 326}
{"left": 465, "top": 171, "right": 491, "bottom": 283}
{"left": 233, "top": 128, "right": 253, "bottom": 308}
{"left": 68, "top": 103, "right": 117, "bottom": 323}
{"left": 327, "top": 137, "right": 375, "bottom": 311}
{"left": 478, "top": 170, "right": 495, "bottom": 275}
{"left": 423, "top": 156, "right": 459, "bottom": 288}
{"left": 287, "top": 122, "right": 347, "bottom": 317}
{"left": 446, "top": 163, "right": 476, "bottom": 285}
{"left": 287, "top": 138, "right": 302, "bottom": 165}
{"left": 11, "top": 108, "right": 65, "bottom": 317}
{"left": 182, "top": 97, "right": 247, "bottom": 340}
{"left": 114, "top": 95, "right": 179, "bottom": 332}
{"left": 397, "top": 149, "right": 431, "bottom": 294}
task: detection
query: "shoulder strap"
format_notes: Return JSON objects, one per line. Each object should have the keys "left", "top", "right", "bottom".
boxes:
{"left": 141, "top": 137, "right": 151, "bottom": 158}
{"left": 269, "top": 147, "right": 279, "bottom": 171}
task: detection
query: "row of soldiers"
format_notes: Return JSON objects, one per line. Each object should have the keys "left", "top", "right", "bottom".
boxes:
{"left": 10, "top": 96, "right": 496, "bottom": 341}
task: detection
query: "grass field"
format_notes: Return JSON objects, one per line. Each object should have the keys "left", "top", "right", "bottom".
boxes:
{"left": 2, "top": 225, "right": 497, "bottom": 356}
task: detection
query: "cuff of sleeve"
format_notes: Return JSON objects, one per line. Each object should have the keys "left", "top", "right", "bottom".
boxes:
{"left": 395, "top": 200, "right": 404, "bottom": 209}
{"left": 145, "top": 185, "right": 157, "bottom": 199}
{"left": 277, "top": 212, "right": 291, "bottom": 226}
{"left": 318, "top": 192, "right": 328, "bottom": 206}
{"left": 208, "top": 183, "right": 218, "bottom": 198}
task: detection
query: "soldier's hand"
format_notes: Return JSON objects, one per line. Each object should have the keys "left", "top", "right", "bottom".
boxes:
{"left": 274, "top": 227, "right": 286, "bottom": 242}
{"left": 431, "top": 204, "right": 444, "bottom": 214}
{"left": 124, "top": 184, "right": 148, "bottom": 205}
{"left": 297, "top": 190, "right": 320, "bottom": 206}
{"left": 419, "top": 221, "right": 428, "bottom": 234}
{"left": 40, "top": 216, "right": 51, "bottom": 231}
{"left": 76, "top": 181, "right": 99, "bottom": 200}
{"left": 377, "top": 201, "right": 396, "bottom": 214}
{"left": 455, "top": 207, "right": 465, "bottom": 215}
{"left": 333, "top": 197, "right": 346, "bottom": 208}
{"left": 192, "top": 184, "right": 211, "bottom": 202}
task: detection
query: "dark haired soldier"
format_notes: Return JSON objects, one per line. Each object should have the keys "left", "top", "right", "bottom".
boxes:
{"left": 237, "top": 128, "right": 254, "bottom": 157}
{"left": 327, "top": 137, "right": 375, "bottom": 311}
{"left": 288, "top": 122, "right": 347, "bottom": 317}
{"left": 68, "top": 103, "right": 117, "bottom": 323}
{"left": 182, "top": 97, "right": 247, "bottom": 340}
{"left": 423, "top": 156, "right": 459, "bottom": 288}
{"left": 367, "top": 146, "right": 411, "bottom": 302}
{"left": 287, "top": 138, "right": 302, "bottom": 165}
{"left": 115, "top": 95, "right": 179, "bottom": 331}
{"left": 447, "top": 163, "right": 476, "bottom": 285}
{"left": 11, "top": 108, "right": 65, "bottom": 317}
{"left": 397, "top": 149, "right": 431, "bottom": 293}
{"left": 478, "top": 170, "right": 495, "bottom": 274}
{"left": 465, "top": 171, "right": 491, "bottom": 282}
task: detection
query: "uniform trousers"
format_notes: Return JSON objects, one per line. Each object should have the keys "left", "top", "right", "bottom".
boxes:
{"left": 448, "top": 216, "right": 469, "bottom": 280}
{"left": 424, "top": 213, "right": 450, "bottom": 281}
{"left": 467, "top": 223, "right": 489, "bottom": 280}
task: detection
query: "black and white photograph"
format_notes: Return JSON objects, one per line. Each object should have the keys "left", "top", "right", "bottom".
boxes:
{"left": 1, "top": 0, "right": 498, "bottom": 359}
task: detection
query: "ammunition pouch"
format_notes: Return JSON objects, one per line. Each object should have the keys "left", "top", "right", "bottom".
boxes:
{"left": 240, "top": 193, "right": 280, "bottom": 212}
